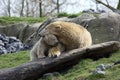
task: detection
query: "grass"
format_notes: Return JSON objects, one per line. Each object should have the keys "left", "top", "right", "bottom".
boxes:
{"left": 0, "top": 50, "right": 30, "bottom": 69}
{"left": 0, "top": 12, "right": 98, "bottom": 26}
{"left": 0, "top": 50, "right": 120, "bottom": 80}
{"left": 56, "top": 12, "right": 83, "bottom": 18}
{"left": 0, "top": 17, "right": 47, "bottom": 25}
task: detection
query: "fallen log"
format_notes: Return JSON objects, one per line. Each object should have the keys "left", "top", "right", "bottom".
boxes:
{"left": 0, "top": 41, "right": 120, "bottom": 80}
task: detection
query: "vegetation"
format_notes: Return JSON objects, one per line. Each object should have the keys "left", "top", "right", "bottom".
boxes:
{"left": 0, "top": 12, "right": 81, "bottom": 26}
{"left": 0, "top": 12, "right": 83, "bottom": 26}
{"left": 0, "top": 17, "right": 47, "bottom": 25}
{"left": 57, "top": 12, "right": 82, "bottom": 18}
{"left": 0, "top": 50, "right": 120, "bottom": 80}
{"left": 0, "top": 50, "right": 30, "bottom": 69}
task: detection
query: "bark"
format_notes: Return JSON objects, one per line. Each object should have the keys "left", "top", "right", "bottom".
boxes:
{"left": 57, "top": 0, "right": 60, "bottom": 14}
{"left": 39, "top": 0, "right": 42, "bottom": 17}
{"left": 8, "top": 0, "right": 11, "bottom": 17}
{"left": 0, "top": 41, "right": 120, "bottom": 80}
{"left": 26, "top": 0, "right": 29, "bottom": 17}
{"left": 96, "top": 0, "right": 116, "bottom": 11}
{"left": 117, "top": 0, "right": 120, "bottom": 10}
{"left": 20, "top": 0, "right": 25, "bottom": 17}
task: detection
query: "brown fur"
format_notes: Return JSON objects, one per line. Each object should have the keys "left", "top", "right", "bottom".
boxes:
{"left": 48, "top": 43, "right": 65, "bottom": 57}
{"left": 41, "top": 21, "right": 92, "bottom": 51}
{"left": 30, "top": 21, "right": 92, "bottom": 61}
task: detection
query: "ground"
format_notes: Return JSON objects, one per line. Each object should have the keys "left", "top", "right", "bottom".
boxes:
{"left": 0, "top": 17, "right": 47, "bottom": 25}
{"left": 0, "top": 50, "right": 120, "bottom": 80}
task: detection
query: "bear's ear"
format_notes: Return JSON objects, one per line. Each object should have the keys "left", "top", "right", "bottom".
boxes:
{"left": 55, "top": 25, "right": 61, "bottom": 31}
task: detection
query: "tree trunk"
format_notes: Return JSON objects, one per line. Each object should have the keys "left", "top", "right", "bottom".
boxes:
{"left": 20, "top": 0, "right": 25, "bottom": 17}
{"left": 0, "top": 41, "right": 120, "bottom": 80}
{"left": 26, "top": 0, "right": 29, "bottom": 17}
{"left": 57, "top": 0, "right": 60, "bottom": 14}
{"left": 8, "top": 0, "right": 11, "bottom": 17}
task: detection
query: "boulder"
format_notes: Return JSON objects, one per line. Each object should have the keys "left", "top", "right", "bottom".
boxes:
{"left": 0, "top": 22, "right": 39, "bottom": 44}
{"left": 0, "top": 23, "right": 27, "bottom": 38}
{"left": 87, "top": 12, "right": 120, "bottom": 44}
{"left": 69, "top": 13, "right": 96, "bottom": 27}
{"left": 18, "top": 23, "right": 41, "bottom": 47}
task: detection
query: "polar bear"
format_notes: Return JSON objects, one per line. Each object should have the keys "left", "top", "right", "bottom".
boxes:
{"left": 40, "top": 21, "right": 92, "bottom": 55}
{"left": 30, "top": 21, "right": 92, "bottom": 61}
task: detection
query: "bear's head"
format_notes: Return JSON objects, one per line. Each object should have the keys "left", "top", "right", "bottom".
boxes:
{"left": 43, "top": 34, "right": 58, "bottom": 46}
{"left": 39, "top": 23, "right": 62, "bottom": 37}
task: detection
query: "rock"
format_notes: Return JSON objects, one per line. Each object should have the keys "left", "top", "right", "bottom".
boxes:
{"left": 0, "top": 46, "right": 7, "bottom": 54}
{"left": 6, "top": 44, "right": 16, "bottom": 53}
{"left": 0, "top": 34, "right": 30, "bottom": 54}
{"left": 91, "top": 63, "right": 113, "bottom": 75}
{"left": 0, "top": 34, "right": 9, "bottom": 42}
{"left": 95, "top": 70, "right": 106, "bottom": 75}
{"left": 9, "top": 37, "right": 20, "bottom": 43}
{"left": 97, "top": 64, "right": 106, "bottom": 71}
{"left": 0, "top": 23, "right": 27, "bottom": 38}
{"left": 69, "top": 13, "right": 96, "bottom": 27}
{"left": 9, "top": 42, "right": 23, "bottom": 51}
{"left": 78, "top": 13, "right": 96, "bottom": 20}
{"left": 87, "top": 12, "right": 120, "bottom": 44}
{"left": 19, "top": 23, "right": 39, "bottom": 44}
{"left": 0, "top": 40, "right": 4, "bottom": 46}
{"left": 43, "top": 72, "right": 60, "bottom": 78}
{"left": 0, "top": 22, "right": 39, "bottom": 46}
{"left": 104, "top": 64, "right": 113, "bottom": 69}
{"left": 21, "top": 44, "right": 31, "bottom": 50}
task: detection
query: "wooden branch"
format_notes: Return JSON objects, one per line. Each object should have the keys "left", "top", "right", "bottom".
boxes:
{"left": 96, "top": 0, "right": 116, "bottom": 11}
{"left": 0, "top": 41, "right": 119, "bottom": 80}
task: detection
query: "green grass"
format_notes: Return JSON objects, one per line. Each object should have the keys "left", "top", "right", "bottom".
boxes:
{"left": 56, "top": 12, "right": 83, "bottom": 18}
{"left": 0, "top": 17, "right": 47, "bottom": 25}
{"left": 0, "top": 50, "right": 30, "bottom": 69}
{"left": 0, "top": 50, "right": 120, "bottom": 80}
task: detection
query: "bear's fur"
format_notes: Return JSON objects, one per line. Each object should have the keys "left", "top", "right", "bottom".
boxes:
{"left": 48, "top": 43, "right": 65, "bottom": 57}
{"left": 30, "top": 38, "right": 46, "bottom": 61}
{"left": 40, "top": 21, "right": 92, "bottom": 51}
{"left": 30, "top": 34, "right": 63, "bottom": 61}
{"left": 30, "top": 21, "right": 92, "bottom": 61}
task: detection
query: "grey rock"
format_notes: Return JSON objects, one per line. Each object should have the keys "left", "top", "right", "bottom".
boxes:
{"left": 10, "top": 42, "right": 23, "bottom": 51}
{"left": 0, "top": 34, "right": 30, "bottom": 54}
{"left": 97, "top": 64, "right": 106, "bottom": 71}
{"left": 43, "top": 72, "right": 60, "bottom": 77}
{"left": 0, "top": 40, "right": 4, "bottom": 46}
{"left": 0, "top": 46, "right": 7, "bottom": 54}
{"left": 6, "top": 45, "right": 16, "bottom": 53}
{"left": 87, "top": 12, "right": 120, "bottom": 44}
{"left": 9, "top": 37, "right": 20, "bottom": 43}
{"left": 96, "top": 70, "right": 106, "bottom": 75}
{"left": 104, "top": 64, "right": 113, "bottom": 69}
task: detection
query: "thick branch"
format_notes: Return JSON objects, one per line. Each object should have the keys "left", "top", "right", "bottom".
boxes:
{"left": 117, "top": 0, "right": 120, "bottom": 9}
{"left": 96, "top": 0, "right": 116, "bottom": 11}
{"left": 0, "top": 41, "right": 120, "bottom": 80}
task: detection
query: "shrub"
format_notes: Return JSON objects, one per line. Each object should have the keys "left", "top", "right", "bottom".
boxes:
{"left": 57, "top": 12, "right": 69, "bottom": 18}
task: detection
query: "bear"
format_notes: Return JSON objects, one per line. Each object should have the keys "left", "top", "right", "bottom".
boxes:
{"left": 48, "top": 43, "right": 65, "bottom": 57}
{"left": 40, "top": 21, "right": 92, "bottom": 56}
{"left": 30, "top": 34, "right": 64, "bottom": 61}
